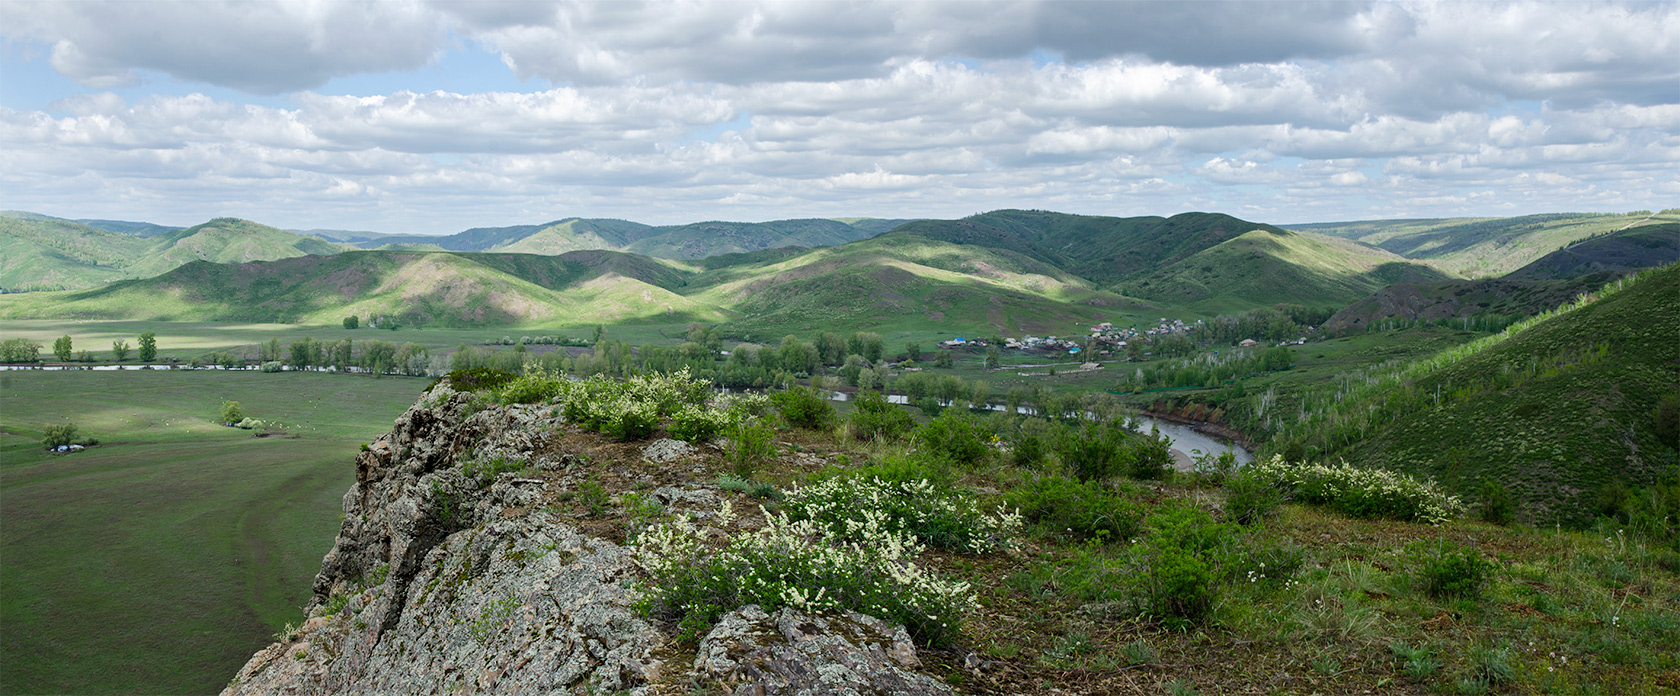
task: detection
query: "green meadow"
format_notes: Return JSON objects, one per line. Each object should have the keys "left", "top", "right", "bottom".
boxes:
{"left": 0, "top": 369, "right": 428, "bottom": 695}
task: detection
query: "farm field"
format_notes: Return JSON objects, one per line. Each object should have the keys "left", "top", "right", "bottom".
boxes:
{"left": 0, "top": 370, "right": 428, "bottom": 695}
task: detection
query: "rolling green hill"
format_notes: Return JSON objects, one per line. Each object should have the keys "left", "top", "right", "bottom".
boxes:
{"left": 0, "top": 214, "right": 345, "bottom": 292}
{"left": 0, "top": 214, "right": 150, "bottom": 291}
{"left": 1505, "top": 222, "right": 1679, "bottom": 281}
{"left": 0, "top": 250, "right": 718, "bottom": 327}
{"left": 690, "top": 231, "right": 1150, "bottom": 336}
{"left": 1288, "top": 212, "right": 1680, "bottom": 277}
{"left": 352, "top": 217, "right": 911, "bottom": 260}
{"left": 1285, "top": 263, "right": 1680, "bottom": 525}
{"left": 1123, "top": 228, "right": 1452, "bottom": 311}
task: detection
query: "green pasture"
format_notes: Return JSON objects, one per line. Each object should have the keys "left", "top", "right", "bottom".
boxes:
{"left": 0, "top": 319, "right": 699, "bottom": 363}
{"left": 0, "top": 370, "right": 427, "bottom": 695}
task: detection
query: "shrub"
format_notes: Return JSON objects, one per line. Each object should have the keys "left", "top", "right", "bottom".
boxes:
{"left": 1223, "top": 469, "right": 1285, "bottom": 525}
{"left": 220, "top": 401, "right": 244, "bottom": 424}
{"left": 600, "top": 396, "right": 661, "bottom": 441}
{"left": 725, "top": 420, "right": 777, "bottom": 478}
{"left": 843, "top": 452, "right": 957, "bottom": 489}
{"left": 259, "top": 361, "right": 284, "bottom": 373}
{"left": 1134, "top": 504, "right": 1234, "bottom": 627}
{"left": 577, "top": 477, "right": 610, "bottom": 517}
{"left": 1127, "top": 429, "right": 1175, "bottom": 480}
{"left": 1055, "top": 422, "right": 1132, "bottom": 482}
{"left": 1192, "top": 450, "right": 1239, "bottom": 485}
{"left": 771, "top": 385, "right": 834, "bottom": 430}
{"left": 447, "top": 367, "right": 518, "bottom": 393}
{"left": 636, "top": 504, "right": 976, "bottom": 646}
{"left": 1005, "top": 475, "right": 1142, "bottom": 543}
{"left": 1011, "top": 431, "right": 1045, "bottom": 467}
{"left": 784, "top": 476, "right": 1021, "bottom": 554}
{"left": 1410, "top": 540, "right": 1491, "bottom": 599}
{"left": 669, "top": 404, "right": 734, "bottom": 443}
{"left": 497, "top": 371, "right": 563, "bottom": 404}
{"left": 1477, "top": 479, "right": 1516, "bottom": 525}
{"left": 41, "top": 422, "right": 78, "bottom": 449}
{"left": 914, "top": 409, "right": 993, "bottom": 467}
{"left": 462, "top": 455, "right": 525, "bottom": 487}
{"left": 849, "top": 389, "right": 915, "bottom": 441}
{"left": 1243, "top": 456, "right": 1463, "bottom": 524}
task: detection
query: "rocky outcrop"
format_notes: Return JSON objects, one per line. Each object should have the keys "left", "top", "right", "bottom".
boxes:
{"left": 695, "top": 606, "right": 955, "bottom": 696}
{"left": 223, "top": 380, "right": 954, "bottom": 695}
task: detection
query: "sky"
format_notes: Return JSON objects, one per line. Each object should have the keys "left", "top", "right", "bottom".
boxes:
{"left": 1, "top": 0, "right": 1675, "bottom": 235}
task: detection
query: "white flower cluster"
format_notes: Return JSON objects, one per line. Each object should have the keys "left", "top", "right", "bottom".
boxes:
{"left": 634, "top": 500, "right": 977, "bottom": 642}
{"left": 1245, "top": 455, "right": 1464, "bottom": 525}
{"left": 783, "top": 477, "right": 1023, "bottom": 554}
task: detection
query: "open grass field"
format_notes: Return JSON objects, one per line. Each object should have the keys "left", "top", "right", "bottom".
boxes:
{"left": 0, "top": 370, "right": 428, "bottom": 695}
{"left": 0, "top": 319, "right": 699, "bottom": 363}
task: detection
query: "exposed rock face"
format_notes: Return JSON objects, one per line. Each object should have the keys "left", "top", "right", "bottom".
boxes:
{"left": 223, "top": 381, "right": 952, "bottom": 695}
{"left": 695, "top": 606, "right": 955, "bottom": 696}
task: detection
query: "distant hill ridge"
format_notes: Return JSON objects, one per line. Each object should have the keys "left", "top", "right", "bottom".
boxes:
{"left": 4, "top": 209, "right": 1453, "bottom": 333}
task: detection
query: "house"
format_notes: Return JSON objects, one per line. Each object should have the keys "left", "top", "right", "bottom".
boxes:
{"left": 1239, "top": 339, "right": 1259, "bottom": 347}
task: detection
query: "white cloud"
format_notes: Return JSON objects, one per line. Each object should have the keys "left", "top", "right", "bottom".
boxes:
{"left": 0, "top": 0, "right": 1675, "bottom": 230}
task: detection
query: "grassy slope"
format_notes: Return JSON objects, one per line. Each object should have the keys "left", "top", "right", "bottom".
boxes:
{"left": 1290, "top": 212, "right": 1680, "bottom": 278}
{"left": 690, "top": 231, "right": 1153, "bottom": 337}
{"left": 1322, "top": 224, "right": 1680, "bottom": 333}
{"left": 0, "top": 215, "right": 151, "bottom": 291}
{"left": 0, "top": 370, "right": 427, "bottom": 695}
{"left": 126, "top": 218, "right": 346, "bottom": 279}
{"left": 0, "top": 214, "right": 343, "bottom": 292}
{"left": 0, "top": 251, "right": 722, "bottom": 327}
{"left": 1338, "top": 264, "right": 1679, "bottom": 524}
{"left": 1129, "top": 228, "right": 1453, "bottom": 312}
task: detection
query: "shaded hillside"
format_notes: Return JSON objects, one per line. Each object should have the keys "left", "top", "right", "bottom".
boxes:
{"left": 1505, "top": 222, "right": 1679, "bottom": 281}
{"left": 1290, "top": 212, "right": 1680, "bottom": 277}
{"left": 894, "top": 210, "right": 1274, "bottom": 285}
{"left": 625, "top": 218, "right": 902, "bottom": 259}
{"left": 1298, "top": 264, "right": 1680, "bottom": 525}
{"left": 1319, "top": 278, "right": 1598, "bottom": 335}
{"left": 1128, "top": 228, "right": 1451, "bottom": 312}
{"left": 354, "top": 217, "right": 907, "bottom": 260}
{"left": 1321, "top": 224, "right": 1680, "bottom": 334}
{"left": 0, "top": 251, "right": 720, "bottom": 327}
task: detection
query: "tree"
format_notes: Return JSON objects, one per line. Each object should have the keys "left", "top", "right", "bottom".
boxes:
{"left": 985, "top": 345, "right": 1000, "bottom": 369}
{"left": 592, "top": 324, "right": 606, "bottom": 345}
{"left": 53, "top": 335, "right": 73, "bottom": 362}
{"left": 289, "top": 337, "right": 319, "bottom": 370}
{"left": 935, "top": 350, "right": 955, "bottom": 368}
{"left": 905, "top": 342, "right": 922, "bottom": 362}
{"left": 138, "top": 332, "right": 157, "bottom": 362}
{"left": 42, "top": 422, "right": 78, "bottom": 449}
{"left": 1, "top": 338, "right": 41, "bottom": 363}
{"left": 220, "top": 401, "right": 243, "bottom": 425}
{"left": 342, "top": 315, "right": 359, "bottom": 330}
{"left": 111, "top": 339, "right": 131, "bottom": 361}
{"left": 261, "top": 338, "right": 282, "bottom": 363}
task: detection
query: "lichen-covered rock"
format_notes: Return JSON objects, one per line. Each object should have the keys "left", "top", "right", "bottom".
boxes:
{"left": 642, "top": 438, "right": 695, "bottom": 463}
{"left": 694, "top": 605, "right": 955, "bottom": 696}
{"left": 223, "top": 378, "right": 955, "bottom": 696}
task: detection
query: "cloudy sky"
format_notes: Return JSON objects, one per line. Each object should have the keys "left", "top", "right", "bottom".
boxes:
{"left": 1, "top": 0, "right": 1675, "bottom": 234}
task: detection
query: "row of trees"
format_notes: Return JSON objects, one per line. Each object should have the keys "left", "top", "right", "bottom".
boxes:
{"left": 1, "top": 332, "right": 157, "bottom": 363}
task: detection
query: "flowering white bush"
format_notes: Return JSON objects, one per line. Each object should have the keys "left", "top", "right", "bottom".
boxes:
{"left": 784, "top": 477, "right": 1022, "bottom": 554}
{"left": 635, "top": 500, "right": 976, "bottom": 646}
{"left": 1244, "top": 455, "right": 1463, "bottom": 525}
